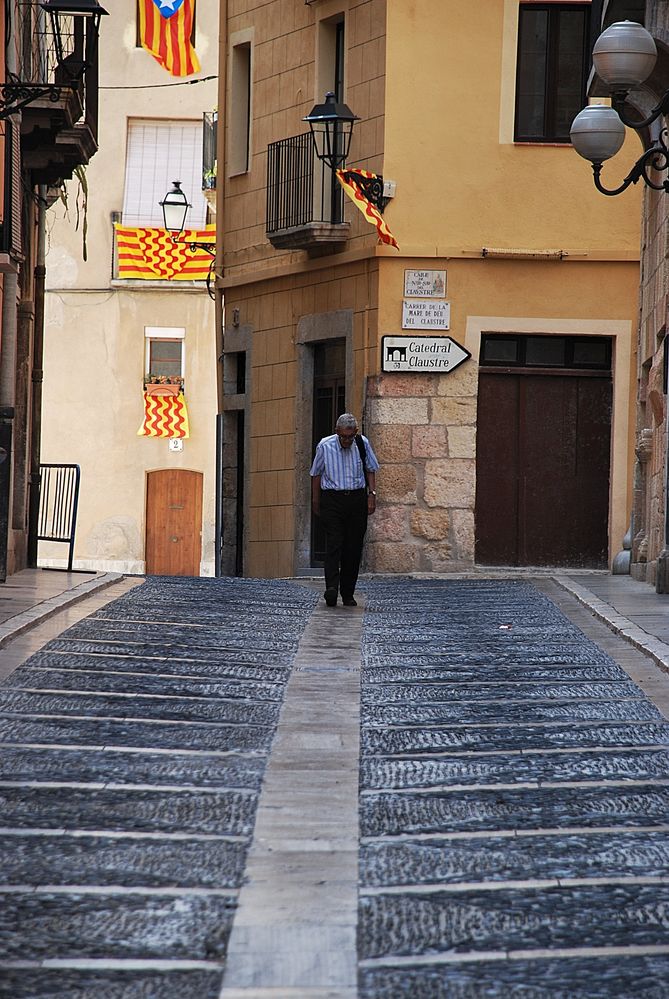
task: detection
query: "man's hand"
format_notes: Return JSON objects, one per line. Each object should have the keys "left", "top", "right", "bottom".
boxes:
{"left": 368, "top": 494, "right": 376, "bottom": 515}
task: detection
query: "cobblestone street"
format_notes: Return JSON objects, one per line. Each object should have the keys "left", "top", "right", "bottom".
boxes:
{"left": 0, "top": 573, "right": 668, "bottom": 997}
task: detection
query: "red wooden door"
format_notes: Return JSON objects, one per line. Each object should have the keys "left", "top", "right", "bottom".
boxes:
{"left": 475, "top": 371, "right": 612, "bottom": 568}
{"left": 145, "top": 469, "right": 203, "bottom": 576}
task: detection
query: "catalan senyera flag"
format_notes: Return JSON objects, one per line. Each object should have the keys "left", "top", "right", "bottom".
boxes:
{"left": 336, "top": 169, "right": 399, "bottom": 250}
{"left": 139, "top": 0, "right": 200, "bottom": 77}
{"left": 138, "top": 392, "right": 190, "bottom": 439}
{"left": 115, "top": 224, "right": 215, "bottom": 280}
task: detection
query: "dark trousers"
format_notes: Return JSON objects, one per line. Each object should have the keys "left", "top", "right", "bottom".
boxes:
{"left": 319, "top": 489, "right": 368, "bottom": 598}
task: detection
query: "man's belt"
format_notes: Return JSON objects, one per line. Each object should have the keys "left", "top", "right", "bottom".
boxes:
{"left": 322, "top": 488, "right": 366, "bottom": 495}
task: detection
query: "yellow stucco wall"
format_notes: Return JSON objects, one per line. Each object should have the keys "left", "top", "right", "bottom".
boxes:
{"left": 382, "top": 0, "right": 642, "bottom": 256}
{"left": 219, "top": 0, "right": 642, "bottom": 578}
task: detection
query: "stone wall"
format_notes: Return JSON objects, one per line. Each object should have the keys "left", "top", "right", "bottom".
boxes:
{"left": 364, "top": 366, "right": 477, "bottom": 574}
{"left": 629, "top": 3, "right": 669, "bottom": 586}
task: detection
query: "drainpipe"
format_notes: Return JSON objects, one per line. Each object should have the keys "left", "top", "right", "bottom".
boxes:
{"left": 27, "top": 185, "right": 47, "bottom": 567}
{"left": 214, "top": 0, "right": 228, "bottom": 577}
{"left": 0, "top": 269, "right": 17, "bottom": 582}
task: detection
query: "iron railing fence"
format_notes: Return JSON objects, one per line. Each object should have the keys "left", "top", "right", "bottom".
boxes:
{"left": 266, "top": 131, "right": 344, "bottom": 233}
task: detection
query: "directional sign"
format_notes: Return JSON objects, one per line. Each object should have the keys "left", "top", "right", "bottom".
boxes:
{"left": 382, "top": 335, "right": 471, "bottom": 374}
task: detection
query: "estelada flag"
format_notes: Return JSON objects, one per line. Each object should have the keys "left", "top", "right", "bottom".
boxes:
{"left": 138, "top": 392, "right": 190, "bottom": 439}
{"left": 138, "top": 0, "right": 200, "bottom": 77}
{"left": 114, "top": 224, "right": 215, "bottom": 280}
{"left": 335, "top": 169, "right": 399, "bottom": 250}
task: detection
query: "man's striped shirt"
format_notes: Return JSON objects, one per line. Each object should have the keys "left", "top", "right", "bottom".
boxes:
{"left": 310, "top": 434, "right": 379, "bottom": 491}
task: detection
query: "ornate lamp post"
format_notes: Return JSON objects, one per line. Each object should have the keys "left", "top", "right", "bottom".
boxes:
{"left": 303, "top": 91, "right": 359, "bottom": 171}
{"left": 570, "top": 21, "right": 669, "bottom": 195}
{"left": 160, "top": 181, "right": 216, "bottom": 299}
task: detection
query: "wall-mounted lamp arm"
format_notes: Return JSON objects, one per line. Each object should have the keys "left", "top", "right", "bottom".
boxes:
{"left": 592, "top": 135, "right": 669, "bottom": 196}
{"left": 173, "top": 240, "right": 216, "bottom": 257}
{"left": 612, "top": 90, "right": 669, "bottom": 132}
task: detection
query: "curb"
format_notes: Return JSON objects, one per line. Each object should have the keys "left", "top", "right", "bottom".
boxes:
{"left": 0, "top": 572, "right": 125, "bottom": 650}
{"left": 553, "top": 574, "right": 669, "bottom": 676}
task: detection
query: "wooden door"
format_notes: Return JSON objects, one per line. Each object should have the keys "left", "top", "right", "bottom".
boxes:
{"left": 145, "top": 469, "right": 203, "bottom": 576}
{"left": 475, "top": 372, "right": 612, "bottom": 568}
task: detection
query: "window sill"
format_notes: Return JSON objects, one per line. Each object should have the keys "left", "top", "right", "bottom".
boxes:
{"left": 513, "top": 141, "right": 573, "bottom": 147}
{"left": 110, "top": 279, "right": 208, "bottom": 291}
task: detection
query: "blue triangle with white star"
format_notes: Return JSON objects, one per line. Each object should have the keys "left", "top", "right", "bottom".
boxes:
{"left": 150, "top": 0, "right": 186, "bottom": 17}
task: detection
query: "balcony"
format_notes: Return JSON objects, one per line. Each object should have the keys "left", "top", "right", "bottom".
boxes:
{"left": 14, "top": 8, "right": 101, "bottom": 185}
{"left": 266, "top": 132, "right": 349, "bottom": 252}
{"left": 202, "top": 110, "right": 217, "bottom": 214}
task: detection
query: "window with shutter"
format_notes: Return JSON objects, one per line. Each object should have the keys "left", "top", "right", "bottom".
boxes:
{"left": 122, "top": 119, "right": 208, "bottom": 227}
{"left": 1, "top": 120, "right": 23, "bottom": 259}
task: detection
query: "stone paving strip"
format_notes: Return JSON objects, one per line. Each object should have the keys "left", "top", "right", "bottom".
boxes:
{"left": 358, "top": 578, "right": 669, "bottom": 999}
{"left": 0, "top": 575, "right": 317, "bottom": 999}
{"left": 219, "top": 581, "right": 362, "bottom": 999}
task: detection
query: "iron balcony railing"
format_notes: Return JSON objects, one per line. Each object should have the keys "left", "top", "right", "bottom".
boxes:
{"left": 266, "top": 131, "right": 344, "bottom": 234}
{"left": 203, "top": 110, "right": 217, "bottom": 191}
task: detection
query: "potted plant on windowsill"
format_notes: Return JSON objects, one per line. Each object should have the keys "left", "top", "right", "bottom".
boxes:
{"left": 144, "top": 374, "right": 184, "bottom": 397}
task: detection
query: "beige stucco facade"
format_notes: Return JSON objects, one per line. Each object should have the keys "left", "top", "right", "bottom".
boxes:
{"left": 218, "top": 0, "right": 642, "bottom": 580}
{"left": 41, "top": 0, "right": 218, "bottom": 575}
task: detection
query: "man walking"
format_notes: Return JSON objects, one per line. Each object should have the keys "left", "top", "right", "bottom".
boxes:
{"left": 310, "top": 413, "right": 379, "bottom": 607}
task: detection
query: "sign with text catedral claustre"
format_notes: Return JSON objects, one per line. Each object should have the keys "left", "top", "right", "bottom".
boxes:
{"left": 382, "top": 336, "right": 471, "bottom": 373}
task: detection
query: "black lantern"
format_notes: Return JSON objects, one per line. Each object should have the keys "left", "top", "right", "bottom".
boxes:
{"left": 42, "top": 0, "right": 109, "bottom": 78}
{"left": 160, "top": 180, "right": 191, "bottom": 234}
{"left": 0, "top": 0, "right": 108, "bottom": 119}
{"left": 303, "top": 92, "right": 359, "bottom": 171}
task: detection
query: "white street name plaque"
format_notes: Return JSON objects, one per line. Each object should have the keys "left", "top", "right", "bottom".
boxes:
{"left": 404, "top": 269, "right": 446, "bottom": 298}
{"left": 402, "top": 299, "right": 451, "bottom": 330}
{"left": 382, "top": 335, "right": 471, "bottom": 373}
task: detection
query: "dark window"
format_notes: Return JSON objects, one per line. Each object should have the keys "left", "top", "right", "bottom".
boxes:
{"left": 334, "top": 20, "right": 345, "bottom": 101}
{"left": 148, "top": 339, "right": 183, "bottom": 378}
{"left": 515, "top": 3, "right": 590, "bottom": 142}
{"left": 480, "top": 334, "right": 611, "bottom": 371}
{"left": 235, "top": 352, "right": 246, "bottom": 395}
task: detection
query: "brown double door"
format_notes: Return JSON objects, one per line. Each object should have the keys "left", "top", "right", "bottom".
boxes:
{"left": 145, "top": 469, "right": 203, "bottom": 576}
{"left": 475, "top": 369, "right": 612, "bottom": 568}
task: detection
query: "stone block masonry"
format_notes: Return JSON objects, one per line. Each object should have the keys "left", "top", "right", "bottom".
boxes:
{"left": 365, "top": 371, "right": 477, "bottom": 573}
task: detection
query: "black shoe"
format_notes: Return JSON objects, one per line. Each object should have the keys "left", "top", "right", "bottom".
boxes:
{"left": 342, "top": 596, "right": 357, "bottom": 607}
{"left": 324, "top": 587, "right": 338, "bottom": 607}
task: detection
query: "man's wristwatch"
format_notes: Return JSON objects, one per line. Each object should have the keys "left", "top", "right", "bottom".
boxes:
{"left": 368, "top": 490, "right": 376, "bottom": 496}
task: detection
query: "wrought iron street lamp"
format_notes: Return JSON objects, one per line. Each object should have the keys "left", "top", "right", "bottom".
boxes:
{"left": 160, "top": 180, "right": 216, "bottom": 298}
{"left": 303, "top": 91, "right": 359, "bottom": 171}
{"left": 570, "top": 20, "right": 669, "bottom": 196}
{"left": 0, "top": 0, "right": 108, "bottom": 120}
{"left": 160, "top": 180, "right": 192, "bottom": 235}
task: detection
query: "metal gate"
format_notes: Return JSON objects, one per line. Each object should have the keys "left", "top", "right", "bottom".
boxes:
{"left": 37, "top": 464, "right": 81, "bottom": 571}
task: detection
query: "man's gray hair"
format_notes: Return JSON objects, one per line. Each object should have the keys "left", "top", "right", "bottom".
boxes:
{"left": 336, "top": 413, "right": 358, "bottom": 431}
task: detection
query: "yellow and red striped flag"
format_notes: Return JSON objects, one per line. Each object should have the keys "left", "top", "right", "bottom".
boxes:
{"left": 115, "top": 224, "right": 215, "bottom": 280}
{"left": 138, "top": 392, "right": 190, "bottom": 439}
{"left": 336, "top": 169, "right": 399, "bottom": 250}
{"left": 138, "top": 0, "right": 200, "bottom": 77}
